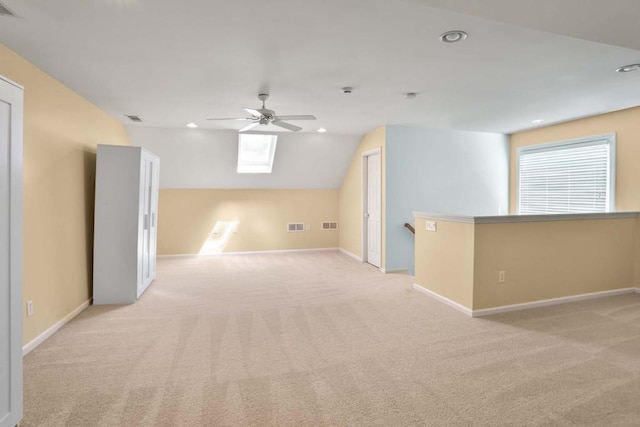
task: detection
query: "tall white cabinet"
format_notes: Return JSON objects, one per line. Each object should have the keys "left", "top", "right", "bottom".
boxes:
{"left": 0, "top": 75, "right": 23, "bottom": 427}
{"left": 93, "top": 145, "right": 160, "bottom": 304}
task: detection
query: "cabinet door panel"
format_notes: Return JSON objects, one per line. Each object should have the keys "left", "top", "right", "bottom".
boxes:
{"left": 0, "top": 77, "right": 23, "bottom": 427}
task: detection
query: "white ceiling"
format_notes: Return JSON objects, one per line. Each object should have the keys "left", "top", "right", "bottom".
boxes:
{"left": 0, "top": 0, "right": 639, "bottom": 135}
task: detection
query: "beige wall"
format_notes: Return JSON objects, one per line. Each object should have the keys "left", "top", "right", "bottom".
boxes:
{"left": 510, "top": 106, "right": 640, "bottom": 213}
{"left": 338, "top": 127, "right": 386, "bottom": 266}
{"left": 158, "top": 189, "right": 339, "bottom": 255}
{"left": 415, "top": 216, "right": 637, "bottom": 311}
{"left": 473, "top": 218, "right": 637, "bottom": 309}
{"left": 414, "top": 217, "right": 475, "bottom": 309}
{"left": 0, "top": 44, "right": 131, "bottom": 344}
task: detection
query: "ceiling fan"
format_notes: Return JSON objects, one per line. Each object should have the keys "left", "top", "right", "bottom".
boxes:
{"left": 206, "top": 94, "right": 316, "bottom": 132}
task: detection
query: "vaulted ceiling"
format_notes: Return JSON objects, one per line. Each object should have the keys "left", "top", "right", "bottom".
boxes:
{"left": 0, "top": 0, "right": 638, "bottom": 135}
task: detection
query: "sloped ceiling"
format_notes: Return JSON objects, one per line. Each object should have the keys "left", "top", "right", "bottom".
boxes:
{"left": 0, "top": 0, "right": 638, "bottom": 136}
{"left": 0, "top": 0, "right": 638, "bottom": 189}
{"left": 126, "top": 127, "right": 361, "bottom": 189}
{"left": 416, "top": 0, "right": 640, "bottom": 51}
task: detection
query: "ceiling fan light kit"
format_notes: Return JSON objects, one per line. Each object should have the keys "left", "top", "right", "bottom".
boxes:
{"left": 616, "top": 63, "right": 640, "bottom": 73}
{"left": 207, "top": 93, "right": 316, "bottom": 133}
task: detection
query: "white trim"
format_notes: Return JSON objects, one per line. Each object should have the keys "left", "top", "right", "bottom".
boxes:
{"left": 412, "top": 284, "right": 473, "bottom": 316}
{"left": 23, "top": 299, "right": 91, "bottom": 356}
{"left": 474, "top": 212, "right": 638, "bottom": 223}
{"left": 3, "top": 75, "right": 24, "bottom": 425}
{"left": 361, "top": 147, "right": 382, "bottom": 157}
{"left": 381, "top": 267, "right": 409, "bottom": 274}
{"left": 472, "top": 288, "right": 638, "bottom": 317}
{"left": 159, "top": 247, "right": 339, "bottom": 258}
{"left": 412, "top": 211, "right": 639, "bottom": 224}
{"left": 412, "top": 283, "right": 640, "bottom": 318}
{"left": 412, "top": 212, "right": 475, "bottom": 223}
{"left": 0, "top": 74, "right": 23, "bottom": 89}
{"left": 339, "top": 248, "right": 362, "bottom": 262}
{"left": 361, "top": 147, "right": 382, "bottom": 268}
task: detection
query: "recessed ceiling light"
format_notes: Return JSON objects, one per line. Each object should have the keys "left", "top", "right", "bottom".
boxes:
{"left": 616, "top": 64, "right": 640, "bottom": 73}
{"left": 317, "top": 128, "right": 327, "bottom": 133}
{"left": 531, "top": 119, "right": 545, "bottom": 125}
{"left": 186, "top": 122, "right": 198, "bottom": 128}
{"left": 440, "top": 30, "right": 468, "bottom": 43}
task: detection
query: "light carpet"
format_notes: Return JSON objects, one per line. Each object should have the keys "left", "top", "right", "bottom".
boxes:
{"left": 23, "top": 251, "right": 640, "bottom": 426}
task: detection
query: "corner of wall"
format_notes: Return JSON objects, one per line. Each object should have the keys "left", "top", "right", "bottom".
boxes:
{"left": 0, "top": 44, "right": 132, "bottom": 346}
{"left": 338, "top": 126, "right": 386, "bottom": 268}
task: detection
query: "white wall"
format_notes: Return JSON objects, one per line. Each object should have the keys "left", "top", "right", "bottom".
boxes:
{"left": 385, "top": 125, "right": 509, "bottom": 273}
{"left": 126, "top": 127, "right": 361, "bottom": 189}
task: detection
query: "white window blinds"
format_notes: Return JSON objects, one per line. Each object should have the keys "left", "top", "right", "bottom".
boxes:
{"left": 517, "top": 134, "right": 615, "bottom": 214}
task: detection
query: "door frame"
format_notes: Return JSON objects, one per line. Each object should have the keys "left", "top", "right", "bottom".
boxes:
{"left": 1, "top": 74, "right": 24, "bottom": 427}
{"left": 361, "top": 147, "right": 381, "bottom": 269}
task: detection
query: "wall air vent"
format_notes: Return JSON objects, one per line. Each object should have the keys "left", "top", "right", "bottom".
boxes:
{"left": 287, "top": 223, "right": 305, "bottom": 232}
{"left": 321, "top": 221, "right": 338, "bottom": 230}
{"left": 0, "top": 2, "right": 17, "bottom": 16}
{"left": 125, "top": 115, "right": 142, "bottom": 123}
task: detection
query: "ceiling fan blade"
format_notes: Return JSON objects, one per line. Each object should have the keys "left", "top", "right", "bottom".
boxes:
{"left": 244, "top": 108, "right": 263, "bottom": 118}
{"left": 238, "top": 122, "right": 261, "bottom": 133}
{"left": 276, "top": 115, "right": 316, "bottom": 121}
{"left": 272, "top": 121, "right": 302, "bottom": 132}
{"left": 206, "top": 117, "right": 252, "bottom": 121}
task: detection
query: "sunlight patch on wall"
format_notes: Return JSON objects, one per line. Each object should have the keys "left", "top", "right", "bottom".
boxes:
{"left": 199, "top": 220, "right": 239, "bottom": 255}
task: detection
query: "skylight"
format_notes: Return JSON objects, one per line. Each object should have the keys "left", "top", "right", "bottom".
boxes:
{"left": 237, "top": 133, "right": 277, "bottom": 173}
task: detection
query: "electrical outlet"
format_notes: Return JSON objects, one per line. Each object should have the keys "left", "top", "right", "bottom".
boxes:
{"left": 426, "top": 221, "right": 437, "bottom": 232}
{"left": 27, "top": 300, "right": 34, "bottom": 317}
{"left": 498, "top": 271, "right": 506, "bottom": 283}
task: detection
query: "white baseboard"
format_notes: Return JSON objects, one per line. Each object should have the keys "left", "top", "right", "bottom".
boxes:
{"left": 23, "top": 298, "right": 92, "bottom": 356}
{"left": 159, "top": 247, "right": 339, "bottom": 258}
{"left": 472, "top": 287, "right": 639, "bottom": 317}
{"left": 413, "top": 283, "right": 640, "bottom": 318}
{"left": 381, "top": 267, "right": 409, "bottom": 274}
{"left": 338, "top": 248, "right": 362, "bottom": 262}
{"left": 412, "top": 283, "right": 473, "bottom": 316}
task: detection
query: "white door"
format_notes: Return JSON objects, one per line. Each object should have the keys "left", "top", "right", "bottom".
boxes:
{"left": 0, "top": 76, "right": 23, "bottom": 427}
{"left": 366, "top": 152, "right": 381, "bottom": 267}
{"left": 149, "top": 159, "right": 159, "bottom": 280}
{"left": 141, "top": 157, "right": 152, "bottom": 288}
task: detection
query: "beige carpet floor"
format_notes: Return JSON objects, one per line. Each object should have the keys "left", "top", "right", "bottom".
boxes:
{"left": 23, "top": 251, "right": 640, "bottom": 426}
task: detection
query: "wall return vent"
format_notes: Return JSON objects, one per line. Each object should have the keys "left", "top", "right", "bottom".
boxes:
{"left": 287, "top": 223, "right": 305, "bottom": 232}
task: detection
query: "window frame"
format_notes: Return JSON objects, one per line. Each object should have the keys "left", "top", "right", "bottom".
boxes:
{"left": 515, "top": 133, "right": 616, "bottom": 214}
{"left": 237, "top": 133, "right": 278, "bottom": 174}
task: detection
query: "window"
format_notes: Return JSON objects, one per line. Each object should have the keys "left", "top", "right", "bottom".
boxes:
{"left": 237, "top": 134, "right": 277, "bottom": 173}
{"left": 517, "top": 133, "right": 615, "bottom": 214}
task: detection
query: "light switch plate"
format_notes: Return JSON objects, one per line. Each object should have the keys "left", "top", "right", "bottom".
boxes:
{"left": 426, "top": 221, "right": 437, "bottom": 232}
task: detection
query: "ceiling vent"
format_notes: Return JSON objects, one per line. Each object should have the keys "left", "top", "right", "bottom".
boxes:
{"left": 0, "top": 2, "right": 17, "bottom": 16}
{"left": 125, "top": 115, "right": 142, "bottom": 123}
